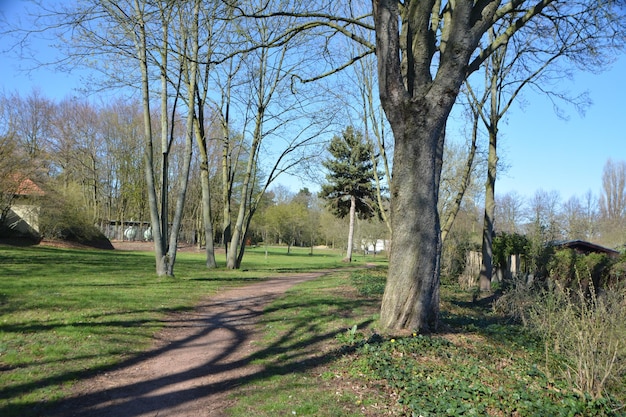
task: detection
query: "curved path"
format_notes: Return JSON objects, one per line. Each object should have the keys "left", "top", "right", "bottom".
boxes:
{"left": 49, "top": 272, "right": 326, "bottom": 417}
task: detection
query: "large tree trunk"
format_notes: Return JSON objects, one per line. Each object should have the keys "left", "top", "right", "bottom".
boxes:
{"left": 373, "top": 0, "right": 503, "bottom": 332}
{"left": 379, "top": 115, "right": 444, "bottom": 332}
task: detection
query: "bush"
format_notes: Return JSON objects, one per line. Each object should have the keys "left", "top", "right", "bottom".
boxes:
{"left": 528, "top": 283, "right": 626, "bottom": 399}
{"left": 351, "top": 333, "right": 618, "bottom": 416}
{"left": 548, "top": 249, "right": 614, "bottom": 293}
{"left": 39, "top": 184, "right": 112, "bottom": 248}
{"left": 496, "top": 249, "right": 626, "bottom": 400}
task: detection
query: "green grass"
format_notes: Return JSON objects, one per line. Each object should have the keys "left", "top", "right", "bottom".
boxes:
{"left": 0, "top": 243, "right": 376, "bottom": 417}
{"left": 5, "top": 245, "right": 623, "bottom": 416}
{"left": 225, "top": 271, "right": 386, "bottom": 416}
{"left": 225, "top": 271, "right": 626, "bottom": 417}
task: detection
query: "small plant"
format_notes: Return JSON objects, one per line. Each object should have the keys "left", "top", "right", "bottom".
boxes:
{"left": 336, "top": 324, "right": 361, "bottom": 345}
{"left": 492, "top": 273, "right": 534, "bottom": 325}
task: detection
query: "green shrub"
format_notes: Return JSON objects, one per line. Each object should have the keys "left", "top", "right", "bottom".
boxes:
{"left": 497, "top": 250, "right": 626, "bottom": 401}
{"left": 492, "top": 232, "right": 531, "bottom": 270}
{"left": 39, "top": 184, "right": 111, "bottom": 248}
{"left": 548, "top": 249, "right": 615, "bottom": 293}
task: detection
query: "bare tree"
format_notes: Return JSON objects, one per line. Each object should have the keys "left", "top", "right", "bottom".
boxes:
{"left": 373, "top": 0, "right": 626, "bottom": 330}
{"left": 465, "top": 2, "right": 614, "bottom": 292}
{"left": 494, "top": 191, "right": 526, "bottom": 235}
{"left": 3, "top": 89, "right": 54, "bottom": 164}
{"left": 562, "top": 191, "right": 598, "bottom": 241}
{"left": 439, "top": 120, "right": 483, "bottom": 245}
{"left": 599, "top": 158, "right": 626, "bottom": 222}
{"left": 99, "top": 99, "right": 148, "bottom": 229}
{"left": 599, "top": 158, "right": 626, "bottom": 246}
{"left": 211, "top": 5, "right": 334, "bottom": 269}
{"left": 525, "top": 189, "right": 564, "bottom": 245}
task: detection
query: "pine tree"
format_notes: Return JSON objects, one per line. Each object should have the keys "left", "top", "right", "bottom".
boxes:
{"left": 320, "top": 126, "right": 379, "bottom": 262}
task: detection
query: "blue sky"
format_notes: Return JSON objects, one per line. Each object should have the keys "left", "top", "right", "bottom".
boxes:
{"left": 2, "top": 0, "right": 625, "bottom": 203}
{"left": 494, "top": 54, "right": 626, "bottom": 202}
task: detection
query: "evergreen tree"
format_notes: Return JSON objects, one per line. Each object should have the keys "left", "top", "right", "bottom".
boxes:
{"left": 320, "top": 126, "right": 379, "bottom": 262}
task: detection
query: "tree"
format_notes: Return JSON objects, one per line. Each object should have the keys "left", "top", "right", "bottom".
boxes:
{"left": 439, "top": 133, "right": 483, "bottom": 245}
{"left": 599, "top": 158, "right": 626, "bottom": 223}
{"left": 525, "top": 189, "right": 563, "bottom": 245}
{"left": 320, "top": 126, "right": 378, "bottom": 262}
{"left": 495, "top": 191, "right": 525, "bottom": 235}
{"left": 183, "top": 0, "right": 230, "bottom": 268}
{"left": 99, "top": 99, "right": 148, "bottom": 229}
{"left": 16, "top": 1, "right": 207, "bottom": 275}
{"left": 465, "top": 0, "right": 610, "bottom": 292}
{"left": 218, "top": 8, "right": 332, "bottom": 269}
{"left": 599, "top": 158, "right": 626, "bottom": 247}
{"left": 373, "top": 0, "right": 625, "bottom": 331}
{"left": 562, "top": 191, "right": 598, "bottom": 241}
{"left": 374, "top": 1, "right": 504, "bottom": 331}
{"left": 4, "top": 89, "right": 54, "bottom": 162}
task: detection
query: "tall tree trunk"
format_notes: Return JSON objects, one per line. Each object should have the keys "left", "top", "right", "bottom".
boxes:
{"left": 221, "top": 60, "right": 236, "bottom": 259}
{"left": 344, "top": 195, "right": 356, "bottom": 262}
{"left": 440, "top": 107, "right": 480, "bottom": 244}
{"left": 189, "top": 0, "right": 217, "bottom": 269}
{"left": 164, "top": 0, "right": 200, "bottom": 276}
{"left": 193, "top": 109, "right": 217, "bottom": 268}
{"left": 159, "top": 11, "right": 170, "bottom": 265}
{"left": 379, "top": 116, "right": 444, "bottom": 332}
{"left": 133, "top": 0, "right": 167, "bottom": 276}
{"left": 479, "top": 126, "right": 498, "bottom": 292}
{"left": 200, "top": 166, "right": 217, "bottom": 268}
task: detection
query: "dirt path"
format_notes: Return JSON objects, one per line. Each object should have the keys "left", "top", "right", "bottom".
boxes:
{"left": 48, "top": 272, "right": 326, "bottom": 417}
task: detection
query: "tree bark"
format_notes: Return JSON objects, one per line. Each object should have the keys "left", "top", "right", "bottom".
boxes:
{"left": 132, "top": 0, "right": 167, "bottom": 276}
{"left": 479, "top": 127, "right": 497, "bottom": 292}
{"left": 374, "top": 0, "right": 501, "bottom": 332}
{"left": 379, "top": 114, "right": 444, "bottom": 331}
{"left": 344, "top": 195, "right": 356, "bottom": 262}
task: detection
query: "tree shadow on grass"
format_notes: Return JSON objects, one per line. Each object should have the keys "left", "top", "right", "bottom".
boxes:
{"left": 1, "top": 274, "right": 373, "bottom": 417}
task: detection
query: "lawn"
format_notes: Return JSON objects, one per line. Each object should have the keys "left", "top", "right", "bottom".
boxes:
{"left": 0, "top": 243, "right": 378, "bottom": 417}
{"left": 2, "top": 244, "right": 624, "bottom": 416}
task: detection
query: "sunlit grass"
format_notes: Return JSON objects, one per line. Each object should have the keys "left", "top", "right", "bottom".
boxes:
{"left": 226, "top": 271, "right": 625, "bottom": 416}
{"left": 0, "top": 244, "right": 382, "bottom": 417}
{"left": 226, "top": 271, "right": 384, "bottom": 417}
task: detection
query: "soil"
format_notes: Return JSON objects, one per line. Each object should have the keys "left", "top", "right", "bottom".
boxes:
{"left": 47, "top": 270, "right": 326, "bottom": 417}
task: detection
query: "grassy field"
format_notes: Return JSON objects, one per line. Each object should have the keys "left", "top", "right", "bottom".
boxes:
{"left": 0, "top": 243, "right": 381, "bottom": 417}
{"left": 2, "top": 244, "right": 624, "bottom": 416}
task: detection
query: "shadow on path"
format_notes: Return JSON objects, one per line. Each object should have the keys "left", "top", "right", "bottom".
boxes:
{"left": 40, "top": 272, "right": 338, "bottom": 417}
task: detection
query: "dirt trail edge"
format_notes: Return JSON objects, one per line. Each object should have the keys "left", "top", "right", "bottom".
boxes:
{"left": 49, "top": 272, "right": 326, "bottom": 417}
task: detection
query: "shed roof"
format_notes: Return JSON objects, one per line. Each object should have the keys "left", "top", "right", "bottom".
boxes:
{"left": 553, "top": 239, "right": 620, "bottom": 257}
